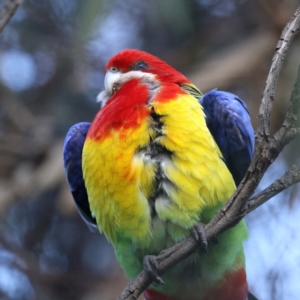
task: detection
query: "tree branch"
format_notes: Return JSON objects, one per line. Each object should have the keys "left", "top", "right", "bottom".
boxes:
{"left": 274, "top": 64, "right": 300, "bottom": 144}
{"left": 118, "top": 6, "right": 300, "bottom": 300}
{"left": 245, "top": 165, "right": 300, "bottom": 214}
{"left": 258, "top": 6, "right": 300, "bottom": 137}
{"left": 0, "top": 0, "right": 22, "bottom": 34}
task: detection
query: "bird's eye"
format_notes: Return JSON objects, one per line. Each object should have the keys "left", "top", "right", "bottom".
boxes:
{"left": 110, "top": 66, "right": 118, "bottom": 73}
{"left": 133, "top": 60, "right": 149, "bottom": 70}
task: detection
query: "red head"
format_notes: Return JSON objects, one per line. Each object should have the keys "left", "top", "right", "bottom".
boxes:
{"left": 97, "top": 49, "right": 192, "bottom": 106}
{"left": 105, "top": 49, "right": 190, "bottom": 84}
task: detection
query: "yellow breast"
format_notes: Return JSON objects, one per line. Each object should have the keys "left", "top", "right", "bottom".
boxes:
{"left": 82, "top": 80, "right": 235, "bottom": 248}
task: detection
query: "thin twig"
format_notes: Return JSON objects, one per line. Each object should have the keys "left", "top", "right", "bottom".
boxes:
{"left": 245, "top": 165, "right": 300, "bottom": 213}
{"left": 285, "top": 127, "right": 300, "bottom": 143}
{"left": 258, "top": 6, "right": 300, "bottom": 137}
{"left": 0, "top": 0, "right": 22, "bottom": 33}
{"left": 274, "top": 65, "right": 300, "bottom": 144}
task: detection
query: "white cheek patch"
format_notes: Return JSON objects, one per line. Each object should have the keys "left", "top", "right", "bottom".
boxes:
{"left": 118, "top": 70, "right": 156, "bottom": 84}
{"left": 96, "top": 70, "right": 157, "bottom": 107}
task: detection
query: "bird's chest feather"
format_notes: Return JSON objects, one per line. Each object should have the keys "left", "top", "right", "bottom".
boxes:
{"left": 82, "top": 80, "right": 235, "bottom": 248}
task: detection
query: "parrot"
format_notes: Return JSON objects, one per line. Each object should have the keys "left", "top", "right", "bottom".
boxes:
{"left": 63, "top": 49, "right": 254, "bottom": 300}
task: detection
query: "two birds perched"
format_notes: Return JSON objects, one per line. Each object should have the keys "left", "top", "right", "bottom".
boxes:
{"left": 63, "top": 49, "right": 254, "bottom": 300}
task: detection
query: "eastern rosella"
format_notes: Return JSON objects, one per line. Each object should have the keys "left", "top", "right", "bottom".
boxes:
{"left": 63, "top": 49, "right": 254, "bottom": 300}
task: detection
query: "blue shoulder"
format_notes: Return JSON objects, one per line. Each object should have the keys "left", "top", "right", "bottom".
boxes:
{"left": 63, "top": 122, "right": 97, "bottom": 230}
{"left": 200, "top": 89, "right": 255, "bottom": 185}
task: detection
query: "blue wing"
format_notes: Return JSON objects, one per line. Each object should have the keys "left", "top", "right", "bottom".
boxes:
{"left": 63, "top": 122, "right": 97, "bottom": 230}
{"left": 200, "top": 89, "right": 255, "bottom": 186}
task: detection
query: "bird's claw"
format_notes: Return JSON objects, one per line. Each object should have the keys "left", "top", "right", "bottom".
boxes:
{"left": 192, "top": 222, "right": 208, "bottom": 252}
{"left": 143, "top": 255, "right": 165, "bottom": 286}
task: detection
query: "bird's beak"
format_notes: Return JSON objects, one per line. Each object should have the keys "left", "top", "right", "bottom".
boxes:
{"left": 104, "top": 70, "right": 122, "bottom": 96}
{"left": 97, "top": 70, "right": 122, "bottom": 106}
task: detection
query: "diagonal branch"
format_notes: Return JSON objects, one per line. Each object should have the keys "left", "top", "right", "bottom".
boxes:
{"left": 258, "top": 6, "right": 300, "bottom": 137}
{"left": 245, "top": 165, "right": 300, "bottom": 214}
{"left": 118, "top": 5, "right": 300, "bottom": 300}
{"left": 274, "top": 64, "right": 300, "bottom": 144}
{"left": 285, "top": 127, "right": 300, "bottom": 143}
{"left": 0, "top": 0, "right": 22, "bottom": 33}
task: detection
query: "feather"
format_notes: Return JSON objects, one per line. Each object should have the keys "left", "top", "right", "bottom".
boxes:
{"left": 63, "top": 122, "right": 97, "bottom": 230}
{"left": 200, "top": 89, "right": 255, "bottom": 185}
